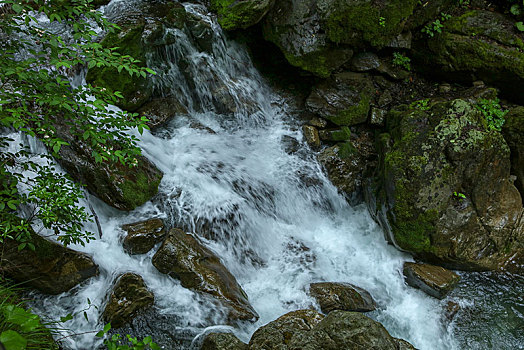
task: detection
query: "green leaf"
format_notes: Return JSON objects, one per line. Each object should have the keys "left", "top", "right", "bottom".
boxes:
{"left": 0, "top": 330, "right": 27, "bottom": 350}
{"left": 517, "top": 22, "right": 524, "bottom": 32}
{"left": 12, "top": 4, "right": 23, "bottom": 14}
{"left": 103, "top": 323, "right": 111, "bottom": 332}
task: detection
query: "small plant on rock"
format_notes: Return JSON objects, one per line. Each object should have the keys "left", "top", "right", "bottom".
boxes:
{"left": 475, "top": 98, "right": 507, "bottom": 131}
{"left": 392, "top": 52, "right": 411, "bottom": 71}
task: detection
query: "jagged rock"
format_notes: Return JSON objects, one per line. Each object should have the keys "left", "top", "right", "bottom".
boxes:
{"left": 416, "top": 10, "right": 524, "bottom": 102}
{"left": 318, "top": 127, "right": 351, "bottom": 142}
{"left": 350, "top": 52, "right": 381, "bottom": 72}
{"left": 302, "top": 125, "right": 320, "bottom": 148}
{"left": 86, "top": 1, "right": 188, "bottom": 111}
{"left": 306, "top": 72, "right": 374, "bottom": 126}
{"left": 308, "top": 117, "right": 328, "bottom": 129}
{"left": 55, "top": 123, "right": 162, "bottom": 211}
{"left": 138, "top": 97, "right": 188, "bottom": 129}
{"left": 122, "top": 218, "right": 166, "bottom": 255}
{"left": 309, "top": 282, "right": 376, "bottom": 314}
{"left": 210, "top": 0, "right": 275, "bottom": 30}
{"left": 281, "top": 135, "right": 300, "bottom": 154}
{"left": 0, "top": 232, "right": 98, "bottom": 294}
{"left": 102, "top": 273, "right": 154, "bottom": 328}
{"left": 201, "top": 333, "right": 248, "bottom": 350}
{"left": 368, "top": 97, "right": 524, "bottom": 270}
{"left": 152, "top": 229, "right": 258, "bottom": 321}
{"left": 503, "top": 107, "right": 524, "bottom": 201}
{"left": 403, "top": 263, "right": 460, "bottom": 299}
{"left": 249, "top": 309, "right": 415, "bottom": 350}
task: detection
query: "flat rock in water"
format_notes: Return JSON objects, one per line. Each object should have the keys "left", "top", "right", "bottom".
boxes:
{"left": 403, "top": 262, "right": 460, "bottom": 299}
{"left": 122, "top": 218, "right": 165, "bottom": 255}
{"left": 309, "top": 282, "right": 376, "bottom": 314}
{"left": 0, "top": 232, "right": 98, "bottom": 295}
{"left": 102, "top": 273, "right": 155, "bottom": 328}
{"left": 152, "top": 228, "right": 258, "bottom": 322}
{"left": 201, "top": 333, "right": 248, "bottom": 350}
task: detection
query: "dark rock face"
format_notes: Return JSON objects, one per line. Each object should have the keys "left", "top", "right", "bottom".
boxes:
{"left": 0, "top": 233, "right": 98, "bottom": 294}
{"left": 137, "top": 97, "right": 188, "bottom": 130}
{"left": 503, "top": 107, "right": 524, "bottom": 201}
{"left": 368, "top": 98, "right": 524, "bottom": 271}
{"left": 56, "top": 123, "right": 162, "bottom": 211}
{"left": 403, "top": 262, "right": 460, "bottom": 299}
{"left": 122, "top": 218, "right": 166, "bottom": 255}
{"left": 152, "top": 229, "right": 258, "bottom": 321}
{"left": 248, "top": 309, "right": 414, "bottom": 350}
{"left": 417, "top": 10, "right": 524, "bottom": 102}
{"left": 306, "top": 73, "right": 374, "bottom": 126}
{"left": 210, "top": 0, "right": 275, "bottom": 30}
{"left": 201, "top": 333, "right": 248, "bottom": 350}
{"left": 102, "top": 273, "right": 155, "bottom": 328}
{"left": 309, "top": 282, "right": 376, "bottom": 314}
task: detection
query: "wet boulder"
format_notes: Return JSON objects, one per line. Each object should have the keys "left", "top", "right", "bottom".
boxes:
{"left": 416, "top": 10, "right": 524, "bottom": 102}
{"left": 403, "top": 262, "right": 460, "bottom": 299}
{"left": 0, "top": 232, "right": 98, "bottom": 294}
{"left": 309, "top": 282, "right": 376, "bottom": 314}
{"left": 368, "top": 97, "right": 524, "bottom": 270}
{"left": 302, "top": 125, "right": 320, "bottom": 149}
{"left": 122, "top": 218, "right": 166, "bottom": 255}
{"left": 152, "top": 229, "right": 258, "bottom": 321}
{"left": 55, "top": 123, "right": 162, "bottom": 211}
{"left": 86, "top": 1, "right": 188, "bottom": 111}
{"left": 249, "top": 309, "right": 415, "bottom": 350}
{"left": 137, "top": 97, "right": 188, "bottom": 130}
{"left": 305, "top": 72, "right": 374, "bottom": 126}
{"left": 502, "top": 106, "right": 524, "bottom": 200}
{"left": 201, "top": 333, "right": 248, "bottom": 350}
{"left": 210, "top": 0, "right": 275, "bottom": 30}
{"left": 102, "top": 273, "right": 155, "bottom": 328}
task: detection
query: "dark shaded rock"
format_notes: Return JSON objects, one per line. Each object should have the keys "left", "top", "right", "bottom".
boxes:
{"left": 403, "top": 262, "right": 460, "bottom": 299}
{"left": 186, "top": 12, "right": 215, "bottom": 53}
{"left": 502, "top": 106, "right": 524, "bottom": 201}
{"left": 0, "top": 232, "right": 98, "bottom": 294}
{"left": 393, "top": 338, "right": 417, "bottom": 350}
{"left": 309, "top": 282, "right": 376, "bottom": 314}
{"left": 248, "top": 309, "right": 324, "bottom": 350}
{"left": 152, "top": 229, "right": 258, "bottom": 321}
{"left": 201, "top": 333, "right": 248, "bottom": 350}
{"left": 249, "top": 309, "right": 415, "bottom": 350}
{"left": 56, "top": 122, "right": 163, "bottom": 211}
{"left": 281, "top": 135, "right": 300, "bottom": 154}
{"left": 137, "top": 97, "right": 188, "bottom": 129}
{"left": 102, "top": 273, "right": 154, "bottom": 328}
{"left": 302, "top": 125, "right": 320, "bottom": 149}
{"left": 368, "top": 97, "right": 524, "bottom": 270}
{"left": 350, "top": 52, "right": 381, "bottom": 72}
{"left": 306, "top": 72, "right": 373, "bottom": 126}
{"left": 308, "top": 117, "right": 328, "bottom": 129}
{"left": 445, "top": 301, "right": 460, "bottom": 321}
{"left": 319, "top": 127, "right": 351, "bottom": 142}
{"left": 370, "top": 107, "right": 387, "bottom": 126}
{"left": 416, "top": 10, "right": 524, "bottom": 102}
{"left": 122, "top": 218, "right": 165, "bottom": 255}
{"left": 210, "top": 0, "right": 275, "bottom": 30}
{"left": 387, "top": 31, "right": 412, "bottom": 49}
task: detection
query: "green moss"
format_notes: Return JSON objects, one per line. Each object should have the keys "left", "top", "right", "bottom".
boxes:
{"left": 325, "top": 0, "right": 419, "bottom": 48}
{"left": 337, "top": 141, "right": 357, "bottom": 159}
{"left": 328, "top": 93, "right": 371, "bottom": 126}
{"left": 211, "top": 0, "right": 268, "bottom": 30}
{"left": 331, "top": 127, "right": 352, "bottom": 141}
{"left": 118, "top": 172, "right": 162, "bottom": 210}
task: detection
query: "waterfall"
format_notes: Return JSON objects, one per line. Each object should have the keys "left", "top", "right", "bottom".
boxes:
{"left": 21, "top": 2, "right": 521, "bottom": 350}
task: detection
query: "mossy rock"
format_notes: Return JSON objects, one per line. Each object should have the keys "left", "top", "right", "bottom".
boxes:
{"left": 503, "top": 106, "right": 524, "bottom": 200}
{"left": 210, "top": 0, "right": 275, "bottom": 30}
{"left": 368, "top": 97, "right": 524, "bottom": 271}
{"left": 415, "top": 10, "right": 524, "bottom": 102}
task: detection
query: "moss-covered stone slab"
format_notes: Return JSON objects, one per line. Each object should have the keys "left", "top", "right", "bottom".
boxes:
{"left": 102, "top": 273, "right": 154, "bottom": 328}
{"left": 368, "top": 97, "right": 524, "bottom": 271}
{"left": 152, "top": 229, "right": 258, "bottom": 322}
{"left": 417, "top": 10, "right": 524, "bottom": 102}
{"left": 309, "top": 282, "right": 376, "bottom": 314}
{"left": 210, "top": 0, "right": 275, "bottom": 30}
{"left": 403, "top": 262, "right": 460, "bottom": 299}
{"left": 0, "top": 232, "right": 98, "bottom": 294}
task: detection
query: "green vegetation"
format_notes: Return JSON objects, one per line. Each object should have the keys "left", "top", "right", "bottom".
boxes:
{"left": 392, "top": 52, "right": 411, "bottom": 71}
{"left": 411, "top": 99, "right": 430, "bottom": 111}
{"left": 421, "top": 12, "right": 451, "bottom": 37}
{"left": 96, "top": 323, "right": 160, "bottom": 350}
{"left": 453, "top": 191, "right": 466, "bottom": 199}
{"left": 476, "top": 98, "right": 507, "bottom": 131}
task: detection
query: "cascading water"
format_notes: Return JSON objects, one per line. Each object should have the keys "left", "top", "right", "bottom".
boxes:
{"left": 20, "top": 1, "right": 522, "bottom": 350}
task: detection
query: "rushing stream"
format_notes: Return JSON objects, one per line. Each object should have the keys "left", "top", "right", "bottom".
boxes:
{"left": 17, "top": 1, "right": 524, "bottom": 349}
